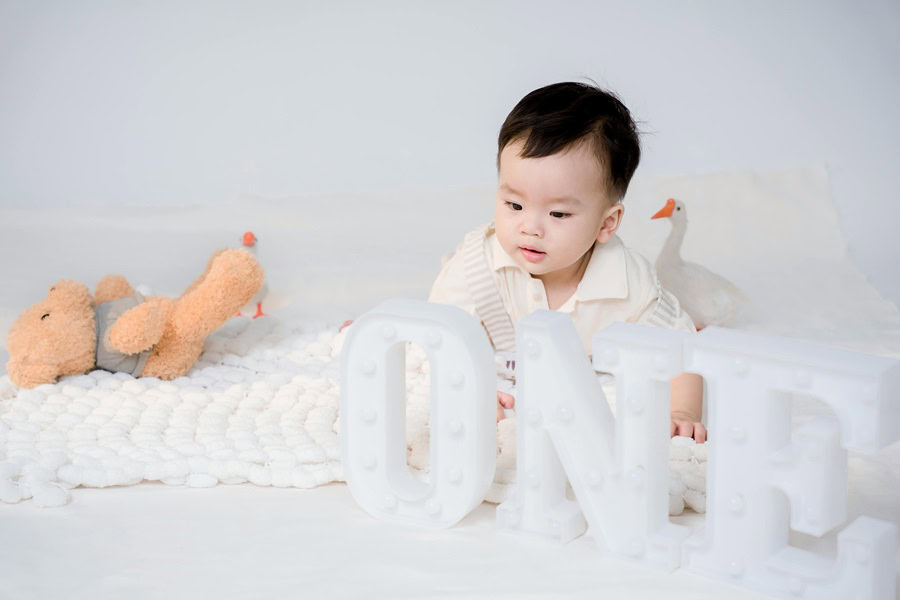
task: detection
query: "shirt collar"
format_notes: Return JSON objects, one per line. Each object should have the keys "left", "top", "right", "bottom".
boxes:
{"left": 488, "top": 231, "right": 520, "bottom": 270}
{"left": 574, "top": 235, "right": 629, "bottom": 301}
{"left": 488, "top": 229, "right": 629, "bottom": 301}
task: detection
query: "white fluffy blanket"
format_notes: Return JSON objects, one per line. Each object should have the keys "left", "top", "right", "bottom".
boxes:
{"left": 0, "top": 316, "right": 706, "bottom": 513}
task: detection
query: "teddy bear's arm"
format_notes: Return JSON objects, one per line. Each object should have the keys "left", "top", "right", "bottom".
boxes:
{"left": 6, "top": 360, "right": 59, "bottom": 388}
{"left": 107, "top": 298, "right": 174, "bottom": 355}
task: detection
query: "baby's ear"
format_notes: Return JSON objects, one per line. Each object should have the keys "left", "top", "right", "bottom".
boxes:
{"left": 597, "top": 203, "right": 625, "bottom": 244}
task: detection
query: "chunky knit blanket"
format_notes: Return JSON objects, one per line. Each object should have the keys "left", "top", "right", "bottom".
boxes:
{"left": 0, "top": 316, "right": 706, "bottom": 513}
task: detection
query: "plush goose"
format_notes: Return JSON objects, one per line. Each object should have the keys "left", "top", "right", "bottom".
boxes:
{"left": 238, "top": 231, "right": 269, "bottom": 318}
{"left": 651, "top": 198, "right": 745, "bottom": 330}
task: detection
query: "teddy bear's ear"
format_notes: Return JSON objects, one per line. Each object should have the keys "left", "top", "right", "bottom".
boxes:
{"left": 46, "top": 280, "right": 94, "bottom": 312}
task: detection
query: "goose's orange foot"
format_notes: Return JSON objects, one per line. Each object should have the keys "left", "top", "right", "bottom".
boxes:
{"left": 252, "top": 303, "right": 266, "bottom": 319}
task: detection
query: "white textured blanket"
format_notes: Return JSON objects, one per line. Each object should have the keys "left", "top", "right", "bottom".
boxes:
{"left": 0, "top": 315, "right": 706, "bottom": 513}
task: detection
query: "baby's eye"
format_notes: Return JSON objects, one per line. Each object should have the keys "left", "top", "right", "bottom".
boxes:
{"left": 505, "top": 201, "right": 523, "bottom": 211}
{"left": 550, "top": 211, "right": 570, "bottom": 219}
{"left": 41, "top": 313, "right": 50, "bottom": 321}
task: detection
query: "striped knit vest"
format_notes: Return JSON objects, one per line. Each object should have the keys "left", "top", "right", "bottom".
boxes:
{"left": 461, "top": 222, "right": 517, "bottom": 353}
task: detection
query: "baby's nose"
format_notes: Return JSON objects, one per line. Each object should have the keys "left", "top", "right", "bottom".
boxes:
{"left": 521, "top": 218, "right": 543, "bottom": 237}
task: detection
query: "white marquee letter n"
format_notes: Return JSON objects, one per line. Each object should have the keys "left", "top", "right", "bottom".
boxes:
{"left": 497, "top": 312, "right": 690, "bottom": 571}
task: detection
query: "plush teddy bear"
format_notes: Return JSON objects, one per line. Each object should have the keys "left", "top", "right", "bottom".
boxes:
{"left": 5, "top": 248, "right": 264, "bottom": 388}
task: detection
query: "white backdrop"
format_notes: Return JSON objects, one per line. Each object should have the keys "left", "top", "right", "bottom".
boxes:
{"left": 1, "top": 0, "right": 898, "bottom": 305}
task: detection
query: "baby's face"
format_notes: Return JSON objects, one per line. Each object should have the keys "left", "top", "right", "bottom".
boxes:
{"left": 495, "top": 139, "right": 614, "bottom": 278}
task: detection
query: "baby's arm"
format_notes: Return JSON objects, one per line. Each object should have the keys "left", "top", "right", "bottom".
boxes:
{"left": 493, "top": 374, "right": 706, "bottom": 439}
{"left": 633, "top": 273, "right": 707, "bottom": 441}
{"left": 670, "top": 373, "right": 706, "bottom": 442}
{"left": 494, "top": 352, "right": 517, "bottom": 421}
{"left": 429, "top": 243, "right": 516, "bottom": 421}
{"left": 497, "top": 391, "right": 515, "bottom": 422}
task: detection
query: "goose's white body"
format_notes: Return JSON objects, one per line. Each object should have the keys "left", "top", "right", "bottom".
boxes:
{"left": 652, "top": 199, "right": 745, "bottom": 330}
{"left": 240, "top": 233, "right": 269, "bottom": 316}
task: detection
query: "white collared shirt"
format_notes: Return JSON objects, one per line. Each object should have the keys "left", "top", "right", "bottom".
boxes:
{"left": 428, "top": 227, "right": 695, "bottom": 355}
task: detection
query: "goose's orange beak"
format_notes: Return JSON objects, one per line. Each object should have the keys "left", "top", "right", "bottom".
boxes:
{"left": 651, "top": 198, "right": 676, "bottom": 219}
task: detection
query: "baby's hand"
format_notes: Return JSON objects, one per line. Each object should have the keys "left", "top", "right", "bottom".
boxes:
{"left": 497, "top": 391, "right": 515, "bottom": 422}
{"left": 670, "top": 410, "right": 707, "bottom": 443}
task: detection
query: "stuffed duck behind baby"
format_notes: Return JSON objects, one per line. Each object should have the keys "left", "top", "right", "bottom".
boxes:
{"left": 651, "top": 198, "right": 745, "bottom": 330}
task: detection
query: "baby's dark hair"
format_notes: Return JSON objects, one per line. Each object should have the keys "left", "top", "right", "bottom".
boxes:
{"left": 497, "top": 82, "right": 641, "bottom": 202}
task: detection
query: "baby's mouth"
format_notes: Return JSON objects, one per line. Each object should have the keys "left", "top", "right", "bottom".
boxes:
{"left": 520, "top": 246, "right": 546, "bottom": 263}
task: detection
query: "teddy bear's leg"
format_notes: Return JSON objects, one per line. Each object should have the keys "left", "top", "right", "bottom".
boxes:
{"left": 179, "top": 248, "right": 228, "bottom": 299}
{"left": 107, "top": 298, "right": 174, "bottom": 355}
{"left": 94, "top": 275, "right": 135, "bottom": 305}
{"left": 173, "top": 249, "right": 262, "bottom": 342}
{"left": 142, "top": 250, "right": 262, "bottom": 380}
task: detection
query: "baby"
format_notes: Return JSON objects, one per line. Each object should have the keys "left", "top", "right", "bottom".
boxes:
{"left": 428, "top": 81, "right": 706, "bottom": 442}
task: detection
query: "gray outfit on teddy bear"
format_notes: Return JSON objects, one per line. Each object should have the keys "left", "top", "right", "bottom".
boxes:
{"left": 95, "top": 291, "right": 152, "bottom": 377}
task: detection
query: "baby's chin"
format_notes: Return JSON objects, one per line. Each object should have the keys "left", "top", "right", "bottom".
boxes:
{"left": 498, "top": 240, "right": 559, "bottom": 275}
{"left": 512, "top": 253, "right": 558, "bottom": 276}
